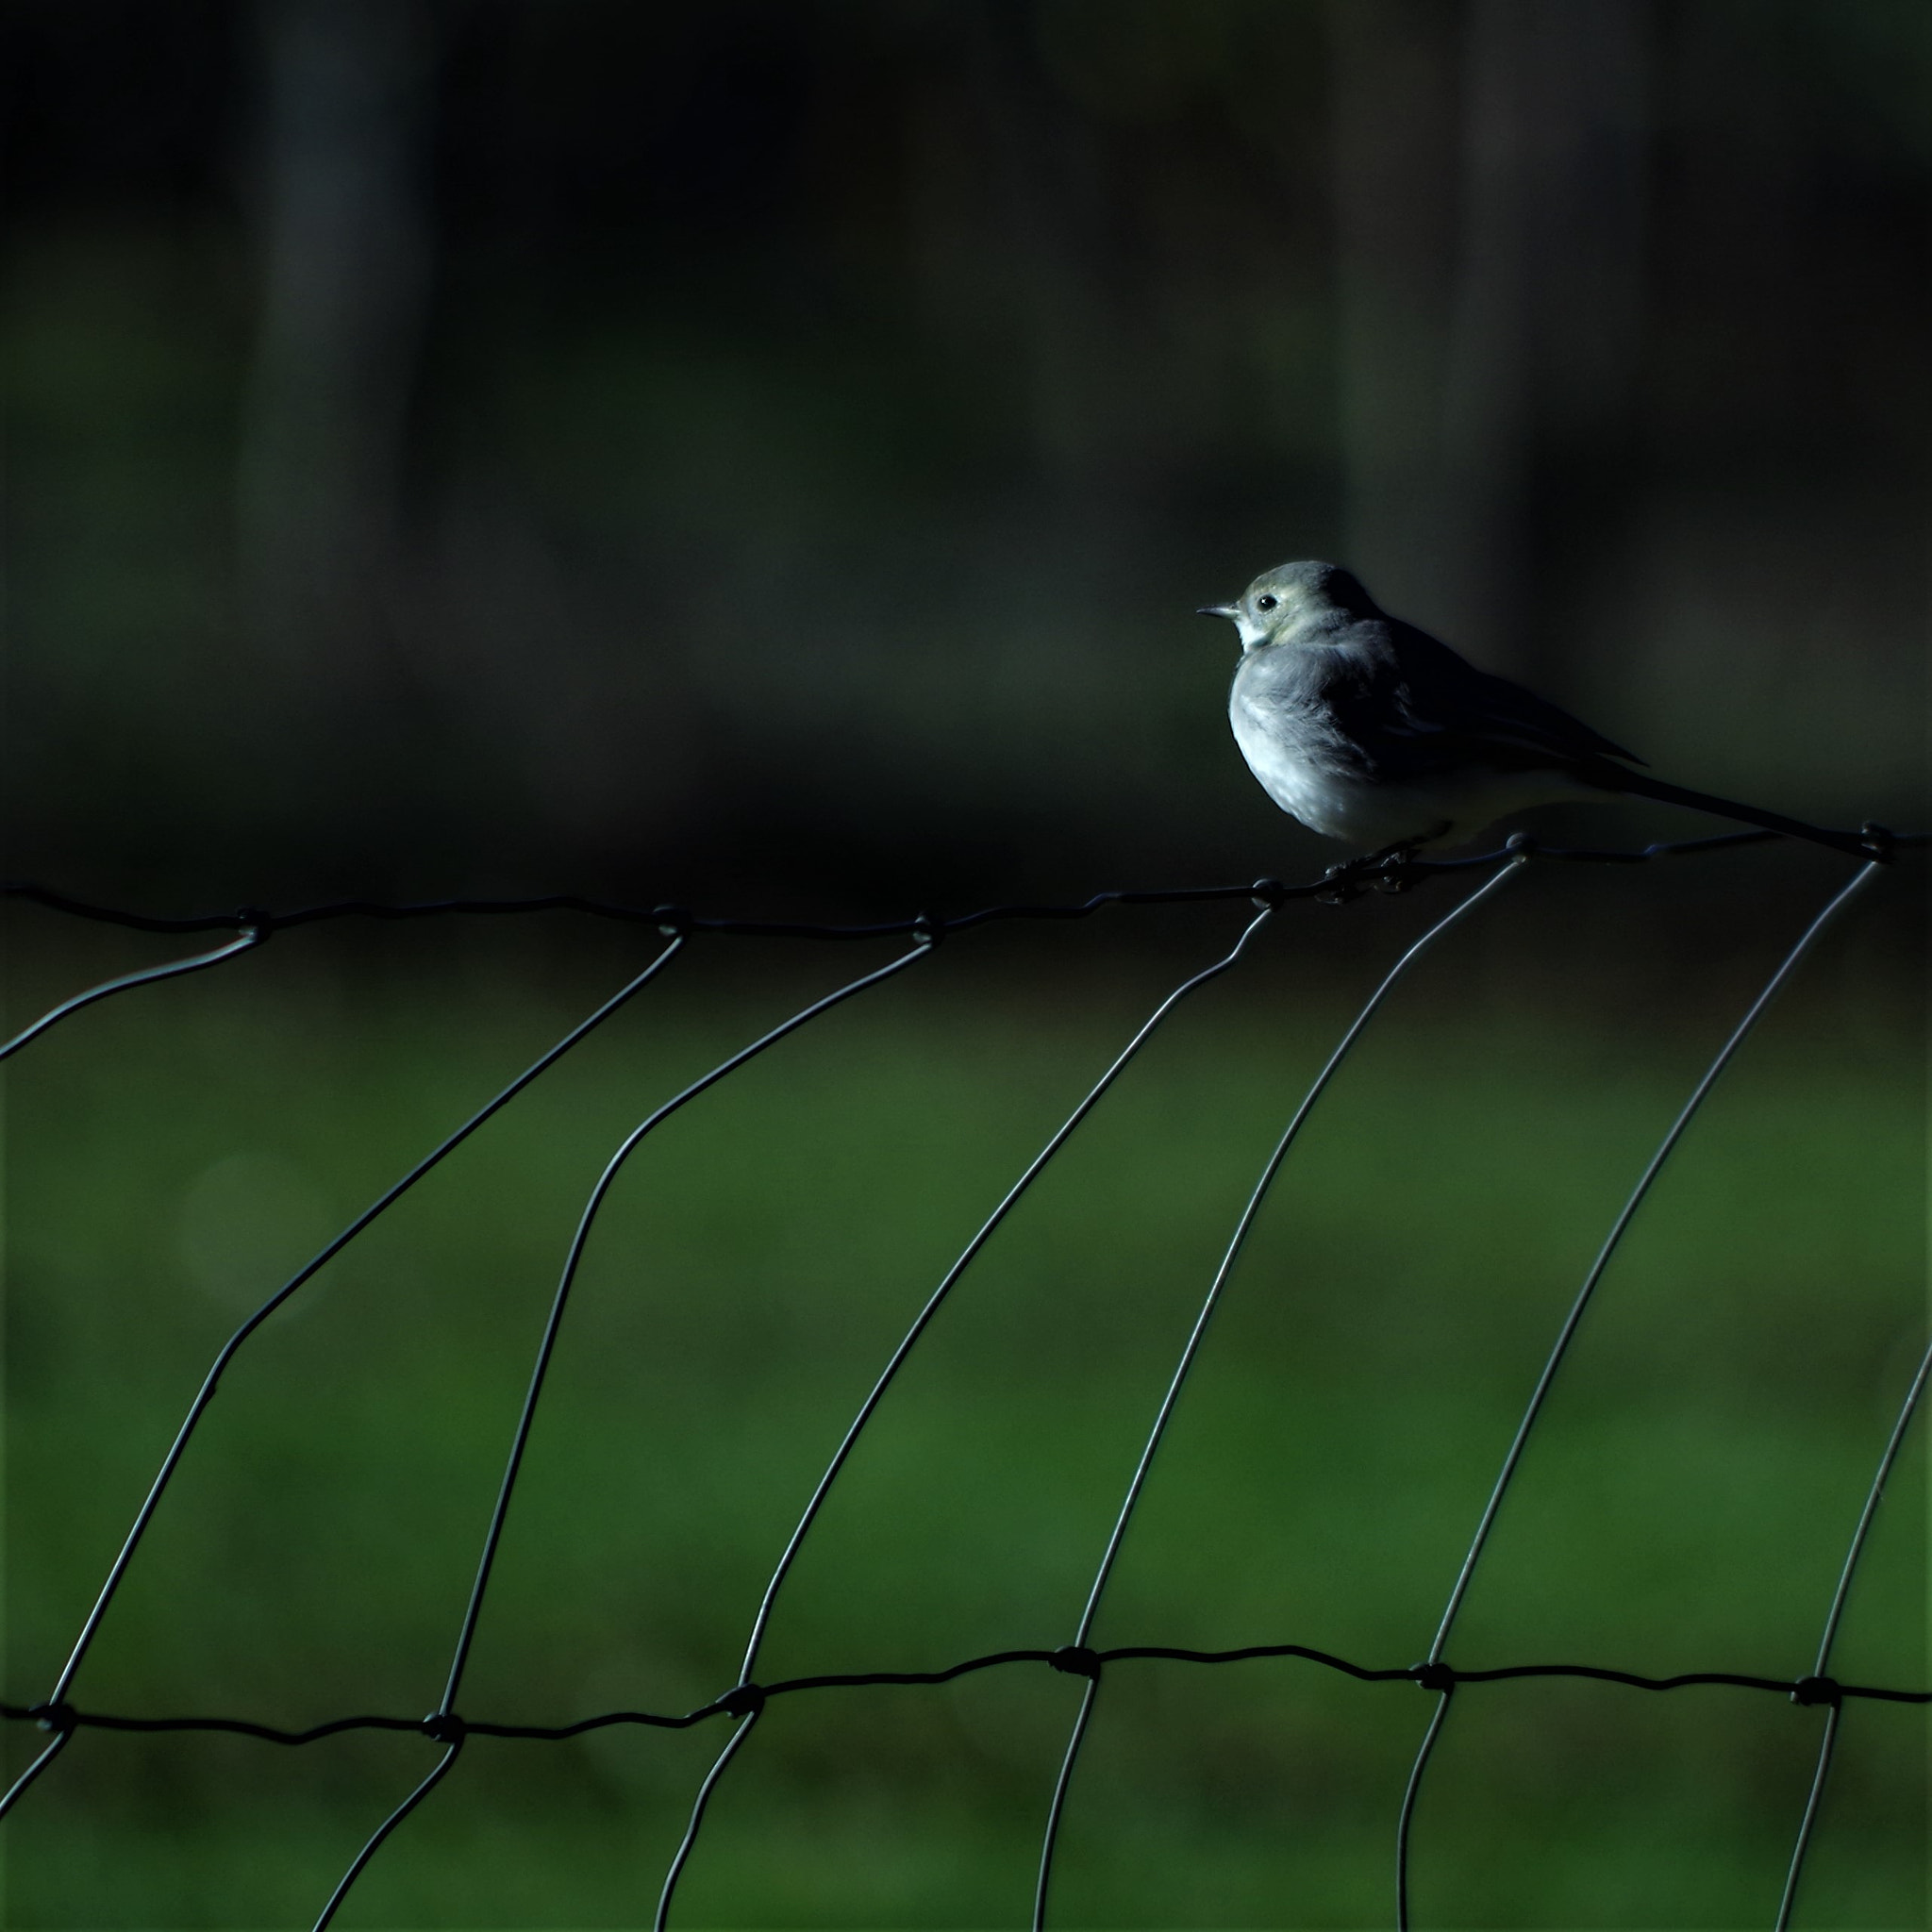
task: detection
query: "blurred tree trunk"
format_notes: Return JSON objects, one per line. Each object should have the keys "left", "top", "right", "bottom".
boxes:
{"left": 1438, "top": 0, "right": 1649, "bottom": 681}
{"left": 1332, "top": 0, "right": 1648, "bottom": 678}
{"left": 960, "top": 0, "right": 1125, "bottom": 498}
{"left": 235, "top": 0, "right": 434, "bottom": 675}
{"left": 1328, "top": 0, "right": 1463, "bottom": 623}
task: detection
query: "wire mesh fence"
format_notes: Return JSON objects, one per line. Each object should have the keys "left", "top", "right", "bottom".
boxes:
{"left": 3, "top": 828, "right": 1927, "bottom": 1930}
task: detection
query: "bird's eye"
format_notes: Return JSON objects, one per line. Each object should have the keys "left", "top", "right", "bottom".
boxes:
{"left": 1256, "top": 594, "right": 1277, "bottom": 611}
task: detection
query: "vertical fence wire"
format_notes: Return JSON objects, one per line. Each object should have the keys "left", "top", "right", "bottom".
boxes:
{"left": 1394, "top": 858, "right": 1884, "bottom": 1929}
{"left": 652, "top": 902, "right": 1282, "bottom": 1927}
{"left": 1774, "top": 1332, "right": 1932, "bottom": 1929}
{"left": 0, "top": 933, "right": 689, "bottom": 1822}
{"left": 0, "top": 841, "right": 1920, "bottom": 1926}
{"left": 310, "top": 1741, "right": 464, "bottom": 1932}
{"left": 317, "top": 938, "right": 934, "bottom": 1922}
{"left": 1032, "top": 856, "right": 1528, "bottom": 1929}
{"left": 653, "top": 1706, "right": 765, "bottom": 1932}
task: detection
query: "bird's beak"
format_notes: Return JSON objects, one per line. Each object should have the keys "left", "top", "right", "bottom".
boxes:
{"left": 1196, "top": 604, "right": 1238, "bottom": 621}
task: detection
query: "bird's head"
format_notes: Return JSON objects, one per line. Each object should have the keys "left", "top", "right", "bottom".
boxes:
{"left": 1196, "top": 559, "right": 1381, "bottom": 652}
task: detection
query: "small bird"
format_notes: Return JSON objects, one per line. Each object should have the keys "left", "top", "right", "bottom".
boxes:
{"left": 1198, "top": 559, "right": 1878, "bottom": 861}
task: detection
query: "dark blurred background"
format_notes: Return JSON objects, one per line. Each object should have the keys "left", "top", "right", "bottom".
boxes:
{"left": 4, "top": 7, "right": 1929, "bottom": 1929}
{"left": 5, "top": 0, "right": 1925, "bottom": 916}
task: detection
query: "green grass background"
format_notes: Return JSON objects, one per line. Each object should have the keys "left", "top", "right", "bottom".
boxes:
{"left": 4, "top": 873, "right": 1926, "bottom": 1929}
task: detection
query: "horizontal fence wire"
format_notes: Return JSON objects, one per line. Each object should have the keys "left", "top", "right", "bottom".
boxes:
{"left": 2, "top": 827, "right": 1926, "bottom": 1930}
{"left": 8, "top": 1648, "right": 1929, "bottom": 1746}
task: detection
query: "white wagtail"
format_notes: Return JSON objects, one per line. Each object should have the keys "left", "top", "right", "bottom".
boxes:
{"left": 1198, "top": 559, "right": 1881, "bottom": 862}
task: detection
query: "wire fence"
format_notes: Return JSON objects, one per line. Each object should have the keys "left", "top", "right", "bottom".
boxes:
{"left": 3, "top": 826, "right": 1928, "bottom": 1930}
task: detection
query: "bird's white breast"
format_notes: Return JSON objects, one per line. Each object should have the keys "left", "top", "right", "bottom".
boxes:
{"left": 1229, "top": 687, "right": 1600, "bottom": 849}
{"left": 1228, "top": 694, "right": 1413, "bottom": 844}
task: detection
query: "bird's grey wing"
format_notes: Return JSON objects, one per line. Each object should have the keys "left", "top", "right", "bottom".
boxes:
{"left": 1383, "top": 624, "right": 1645, "bottom": 771}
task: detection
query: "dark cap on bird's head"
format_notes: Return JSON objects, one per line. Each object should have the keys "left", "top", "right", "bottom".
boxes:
{"left": 1196, "top": 559, "right": 1383, "bottom": 651}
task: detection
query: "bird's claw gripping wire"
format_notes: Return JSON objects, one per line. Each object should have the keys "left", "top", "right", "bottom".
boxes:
{"left": 1316, "top": 843, "right": 1424, "bottom": 904}
{"left": 1315, "top": 858, "right": 1373, "bottom": 906}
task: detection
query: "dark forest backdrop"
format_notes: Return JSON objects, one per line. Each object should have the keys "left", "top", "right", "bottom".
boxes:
{"left": 4, "top": 8, "right": 1929, "bottom": 1928}
{"left": 5, "top": 0, "right": 1926, "bottom": 916}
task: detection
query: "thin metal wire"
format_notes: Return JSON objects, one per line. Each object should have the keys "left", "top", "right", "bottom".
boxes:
{"left": 0, "top": 925, "right": 264, "bottom": 1061}
{"left": 6, "top": 823, "right": 1913, "bottom": 943}
{"left": 1034, "top": 1676, "right": 1101, "bottom": 1932}
{"left": 2, "top": 841, "right": 1922, "bottom": 1920}
{"left": 1429, "top": 860, "right": 1885, "bottom": 1661}
{"left": 654, "top": 1707, "right": 763, "bottom": 1932}
{"left": 0, "top": 934, "right": 686, "bottom": 1824}
{"left": 0, "top": 1728, "right": 71, "bottom": 1823}
{"left": 316, "top": 938, "right": 934, "bottom": 1921}
{"left": 655, "top": 903, "right": 1280, "bottom": 1928}
{"left": 1774, "top": 1332, "right": 1932, "bottom": 1929}
{"left": 1084, "top": 860, "right": 1527, "bottom": 1648}
{"left": 441, "top": 939, "right": 932, "bottom": 1712}
{"left": 1774, "top": 1704, "right": 1841, "bottom": 1932}
{"left": 8, "top": 1641, "right": 1926, "bottom": 1749}
{"left": 1395, "top": 858, "right": 1885, "bottom": 1930}
{"left": 311, "top": 1742, "right": 463, "bottom": 1932}
{"left": 1809, "top": 1341, "right": 1932, "bottom": 1687}
{"left": 1032, "top": 857, "right": 1528, "bottom": 1930}
{"left": 741, "top": 905, "right": 1279, "bottom": 1682}
{"left": 1395, "top": 1689, "right": 1454, "bottom": 1932}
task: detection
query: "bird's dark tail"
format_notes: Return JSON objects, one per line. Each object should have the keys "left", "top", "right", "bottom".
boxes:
{"left": 1594, "top": 766, "right": 1887, "bottom": 860}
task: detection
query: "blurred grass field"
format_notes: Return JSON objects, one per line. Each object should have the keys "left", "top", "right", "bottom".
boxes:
{"left": 4, "top": 864, "right": 1926, "bottom": 1929}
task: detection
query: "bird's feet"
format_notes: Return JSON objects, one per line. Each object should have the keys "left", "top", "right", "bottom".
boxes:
{"left": 1317, "top": 841, "right": 1424, "bottom": 904}
{"left": 1367, "top": 841, "right": 1426, "bottom": 894}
